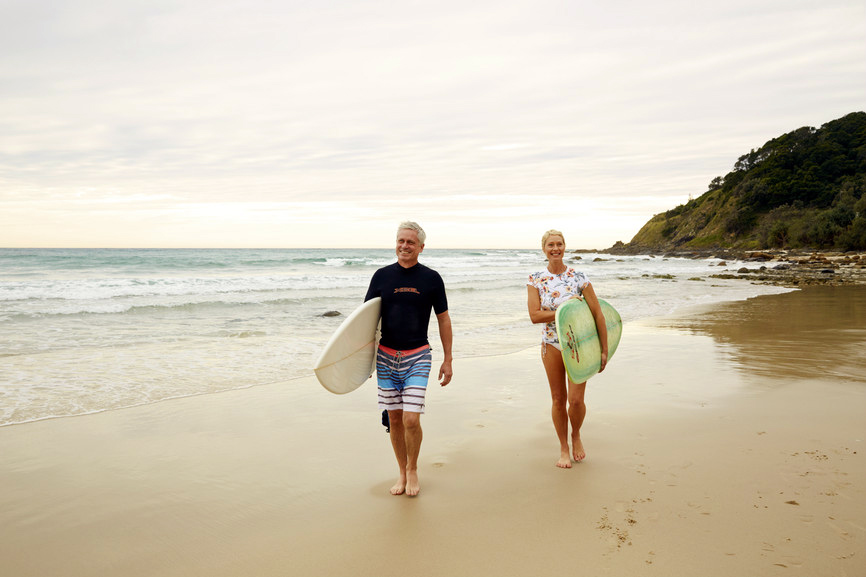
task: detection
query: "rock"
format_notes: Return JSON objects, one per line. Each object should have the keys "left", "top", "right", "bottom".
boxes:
{"left": 737, "top": 267, "right": 750, "bottom": 273}
{"left": 717, "top": 261, "right": 727, "bottom": 266}
{"left": 322, "top": 311, "right": 342, "bottom": 317}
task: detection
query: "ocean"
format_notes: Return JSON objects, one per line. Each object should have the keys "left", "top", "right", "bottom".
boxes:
{"left": 0, "top": 247, "right": 793, "bottom": 427}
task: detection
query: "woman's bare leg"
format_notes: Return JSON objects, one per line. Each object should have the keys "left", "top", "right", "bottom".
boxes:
{"left": 568, "top": 380, "right": 587, "bottom": 462}
{"left": 542, "top": 345, "right": 572, "bottom": 468}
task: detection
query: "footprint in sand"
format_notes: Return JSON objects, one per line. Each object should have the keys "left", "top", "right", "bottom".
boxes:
{"left": 599, "top": 502, "right": 644, "bottom": 551}
{"left": 597, "top": 510, "right": 629, "bottom": 548}
{"left": 805, "top": 450, "right": 829, "bottom": 461}
{"left": 645, "top": 551, "right": 655, "bottom": 565}
{"left": 774, "top": 556, "right": 804, "bottom": 568}
{"left": 826, "top": 521, "right": 851, "bottom": 540}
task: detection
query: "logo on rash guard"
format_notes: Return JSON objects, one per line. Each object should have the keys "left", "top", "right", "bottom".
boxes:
{"left": 394, "top": 287, "right": 421, "bottom": 295}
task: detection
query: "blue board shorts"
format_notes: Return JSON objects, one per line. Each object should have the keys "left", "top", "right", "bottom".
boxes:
{"left": 376, "top": 344, "right": 432, "bottom": 414}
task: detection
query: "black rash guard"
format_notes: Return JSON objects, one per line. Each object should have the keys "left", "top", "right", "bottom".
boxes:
{"left": 364, "top": 262, "right": 448, "bottom": 350}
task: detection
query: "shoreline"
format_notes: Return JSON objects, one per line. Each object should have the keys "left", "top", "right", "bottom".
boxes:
{"left": 0, "top": 246, "right": 819, "bottom": 428}
{"left": 600, "top": 247, "right": 866, "bottom": 287}
{"left": 1, "top": 286, "right": 864, "bottom": 576}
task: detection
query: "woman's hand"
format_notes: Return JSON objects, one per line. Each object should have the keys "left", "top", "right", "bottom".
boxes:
{"left": 599, "top": 351, "right": 608, "bottom": 373}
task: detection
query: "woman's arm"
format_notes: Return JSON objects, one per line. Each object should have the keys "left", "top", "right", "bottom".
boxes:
{"left": 581, "top": 283, "right": 609, "bottom": 372}
{"left": 527, "top": 285, "right": 556, "bottom": 324}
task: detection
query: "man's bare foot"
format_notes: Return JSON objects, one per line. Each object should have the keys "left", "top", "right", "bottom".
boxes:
{"left": 390, "top": 474, "right": 407, "bottom": 495}
{"left": 406, "top": 470, "right": 420, "bottom": 496}
{"left": 556, "top": 450, "right": 572, "bottom": 469}
{"left": 572, "top": 436, "right": 586, "bottom": 463}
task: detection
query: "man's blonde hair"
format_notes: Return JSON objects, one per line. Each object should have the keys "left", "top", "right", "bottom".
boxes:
{"left": 398, "top": 221, "right": 426, "bottom": 245}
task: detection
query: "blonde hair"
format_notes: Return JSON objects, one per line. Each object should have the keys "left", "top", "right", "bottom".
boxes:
{"left": 397, "top": 221, "right": 426, "bottom": 245}
{"left": 541, "top": 229, "right": 565, "bottom": 248}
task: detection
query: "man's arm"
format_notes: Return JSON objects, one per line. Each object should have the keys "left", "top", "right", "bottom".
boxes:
{"left": 364, "top": 270, "right": 380, "bottom": 302}
{"left": 436, "top": 310, "right": 453, "bottom": 386}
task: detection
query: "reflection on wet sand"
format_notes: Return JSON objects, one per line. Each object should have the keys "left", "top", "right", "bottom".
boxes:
{"left": 657, "top": 285, "right": 866, "bottom": 383}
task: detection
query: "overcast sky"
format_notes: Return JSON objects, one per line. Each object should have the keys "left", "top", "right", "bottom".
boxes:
{"left": 1, "top": 0, "right": 864, "bottom": 249}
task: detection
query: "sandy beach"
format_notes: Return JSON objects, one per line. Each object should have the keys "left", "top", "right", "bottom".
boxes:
{"left": 1, "top": 285, "right": 864, "bottom": 576}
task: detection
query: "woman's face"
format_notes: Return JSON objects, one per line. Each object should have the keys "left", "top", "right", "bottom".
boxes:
{"left": 543, "top": 235, "right": 565, "bottom": 261}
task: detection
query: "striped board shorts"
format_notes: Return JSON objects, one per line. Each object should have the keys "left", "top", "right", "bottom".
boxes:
{"left": 376, "top": 344, "right": 432, "bottom": 414}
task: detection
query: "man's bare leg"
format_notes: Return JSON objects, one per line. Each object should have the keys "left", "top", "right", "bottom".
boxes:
{"left": 387, "top": 410, "right": 407, "bottom": 495}
{"left": 403, "top": 411, "right": 423, "bottom": 496}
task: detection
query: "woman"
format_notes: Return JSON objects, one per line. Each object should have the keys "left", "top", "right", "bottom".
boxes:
{"left": 527, "top": 230, "right": 608, "bottom": 468}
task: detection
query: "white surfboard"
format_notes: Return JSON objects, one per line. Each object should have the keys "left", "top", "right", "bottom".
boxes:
{"left": 313, "top": 297, "right": 381, "bottom": 394}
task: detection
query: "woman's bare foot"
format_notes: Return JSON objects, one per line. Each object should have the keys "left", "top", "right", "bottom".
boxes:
{"left": 406, "top": 470, "right": 420, "bottom": 496}
{"left": 572, "top": 436, "right": 586, "bottom": 463}
{"left": 556, "top": 450, "right": 572, "bottom": 469}
{"left": 390, "top": 474, "right": 407, "bottom": 495}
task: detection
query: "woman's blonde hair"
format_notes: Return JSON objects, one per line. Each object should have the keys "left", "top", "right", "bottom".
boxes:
{"left": 541, "top": 229, "right": 565, "bottom": 248}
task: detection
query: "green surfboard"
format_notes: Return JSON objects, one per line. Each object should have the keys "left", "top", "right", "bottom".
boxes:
{"left": 555, "top": 298, "right": 622, "bottom": 384}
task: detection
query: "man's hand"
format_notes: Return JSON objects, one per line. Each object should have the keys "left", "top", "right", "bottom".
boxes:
{"left": 438, "top": 360, "right": 453, "bottom": 386}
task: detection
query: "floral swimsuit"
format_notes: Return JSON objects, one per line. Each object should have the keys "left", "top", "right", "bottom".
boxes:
{"left": 527, "top": 267, "right": 590, "bottom": 349}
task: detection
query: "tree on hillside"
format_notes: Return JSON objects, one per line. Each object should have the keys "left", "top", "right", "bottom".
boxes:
{"left": 643, "top": 112, "right": 866, "bottom": 251}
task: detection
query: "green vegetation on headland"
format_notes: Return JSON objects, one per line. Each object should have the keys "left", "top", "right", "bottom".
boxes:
{"left": 611, "top": 111, "right": 866, "bottom": 253}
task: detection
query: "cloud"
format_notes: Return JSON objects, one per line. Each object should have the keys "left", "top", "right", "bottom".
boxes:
{"left": 1, "top": 0, "right": 864, "bottom": 247}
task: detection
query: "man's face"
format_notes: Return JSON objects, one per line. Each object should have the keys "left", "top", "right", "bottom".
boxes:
{"left": 395, "top": 229, "right": 423, "bottom": 267}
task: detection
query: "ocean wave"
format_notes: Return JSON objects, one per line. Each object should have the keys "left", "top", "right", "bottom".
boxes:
{"left": 0, "top": 274, "right": 371, "bottom": 304}
{"left": 210, "top": 330, "right": 268, "bottom": 338}
{"left": 0, "top": 295, "right": 342, "bottom": 318}
{"left": 1, "top": 247, "right": 789, "bottom": 428}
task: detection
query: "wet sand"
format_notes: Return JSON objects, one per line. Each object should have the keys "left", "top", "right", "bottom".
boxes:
{"left": 1, "top": 286, "right": 864, "bottom": 576}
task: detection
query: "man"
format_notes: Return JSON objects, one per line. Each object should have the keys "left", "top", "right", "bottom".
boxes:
{"left": 364, "top": 221, "right": 453, "bottom": 496}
